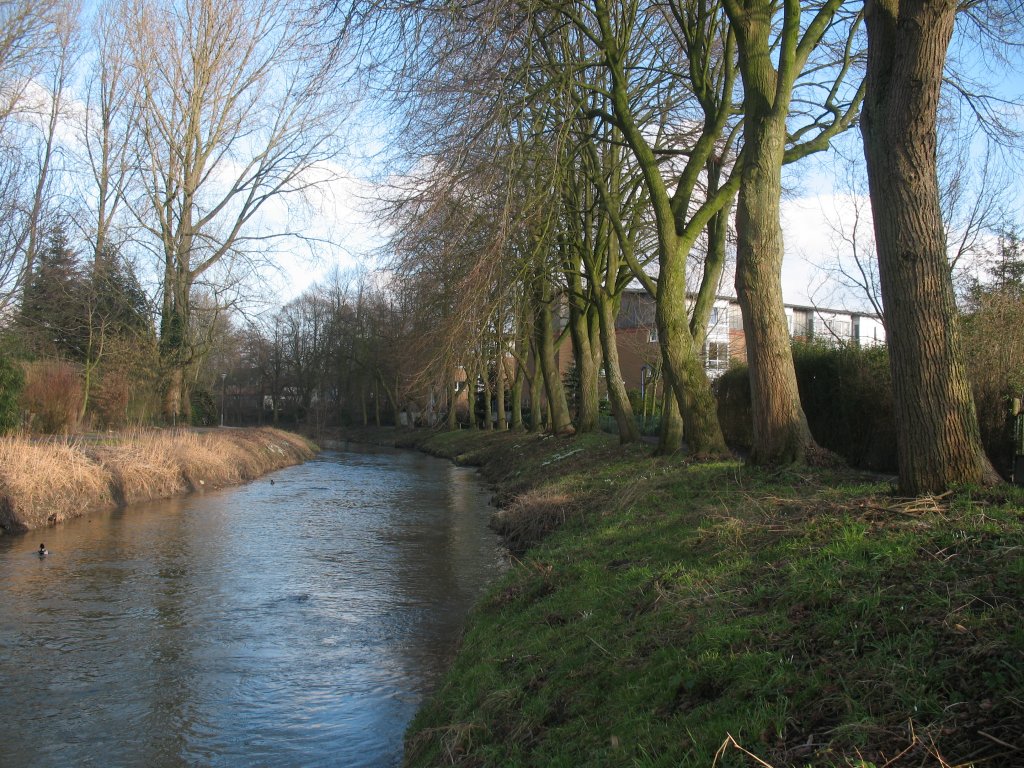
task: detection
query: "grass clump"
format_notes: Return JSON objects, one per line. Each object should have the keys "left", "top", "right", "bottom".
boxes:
{"left": 405, "top": 432, "right": 1024, "bottom": 768}
{"left": 0, "top": 437, "right": 112, "bottom": 530}
{"left": 0, "top": 427, "right": 315, "bottom": 533}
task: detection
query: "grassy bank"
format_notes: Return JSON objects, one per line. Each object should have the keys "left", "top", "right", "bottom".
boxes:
{"left": 0, "top": 427, "right": 315, "bottom": 533}
{"left": 405, "top": 430, "right": 1024, "bottom": 767}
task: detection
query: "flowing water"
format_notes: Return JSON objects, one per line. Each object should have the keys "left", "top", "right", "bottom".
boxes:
{"left": 0, "top": 445, "right": 503, "bottom": 767}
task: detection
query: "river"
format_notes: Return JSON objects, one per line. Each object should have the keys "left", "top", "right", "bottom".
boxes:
{"left": 0, "top": 445, "right": 503, "bottom": 767}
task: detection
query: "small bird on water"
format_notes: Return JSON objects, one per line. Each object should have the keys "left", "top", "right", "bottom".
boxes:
{"left": 38, "top": 543, "right": 47, "bottom": 557}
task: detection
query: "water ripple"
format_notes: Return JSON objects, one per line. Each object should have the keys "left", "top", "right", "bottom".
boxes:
{"left": 0, "top": 447, "right": 503, "bottom": 767}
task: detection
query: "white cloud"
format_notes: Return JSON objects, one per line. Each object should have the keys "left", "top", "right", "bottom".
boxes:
{"left": 780, "top": 191, "right": 876, "bottom": 310}
{"left": 249, "top": 161, "right": 389, "bottom": 299}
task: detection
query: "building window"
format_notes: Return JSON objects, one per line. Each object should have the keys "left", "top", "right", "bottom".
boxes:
{"left": 729, "top": 306, "right": 743, "bottom": 331}
{"left": 791, "top": 314, "right": 813, "bottom": 338}
{"left": 703, "top": 340, "right": 730, "bottom": 370}
{"left": 823, "top": 317, "right": 851, "bottom": 340}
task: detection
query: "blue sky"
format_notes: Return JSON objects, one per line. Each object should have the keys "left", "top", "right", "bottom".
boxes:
{"left": 268, "top": 9, "right": 1024, "bottom": 312}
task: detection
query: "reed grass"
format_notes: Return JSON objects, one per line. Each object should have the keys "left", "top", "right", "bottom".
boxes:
{"left": 0, "top": 427, "right": 315, "bottom": 533}
{"left": 0, "top": 438, "right": 111, "bottom": 530}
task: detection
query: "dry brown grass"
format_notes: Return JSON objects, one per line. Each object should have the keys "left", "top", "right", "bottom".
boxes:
{"left": 0, "top": 427, "right": 315, "bottom": 534}
{"left": 490, "top": 486, "right": 583, "bottom": 555}
{"left": 0, "top": 437, "right": 112, "bottom": 530}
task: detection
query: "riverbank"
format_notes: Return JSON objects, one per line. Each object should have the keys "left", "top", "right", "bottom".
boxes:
{"left": 0, "top": 427, "right": 315, "bottom": 533}
{"left": 402, "top": 429, "right": 1024, "bottom": 767}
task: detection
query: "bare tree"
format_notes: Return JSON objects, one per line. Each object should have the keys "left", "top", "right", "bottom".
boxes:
{"left": 120, "top": 0, "right": 351, "bottom": 421}
{"left": 0, "top": 0, "right": 76, "bottom": 313}
{"left": 78, "top": 0, "right": 140, "bottom": 270}
{"left": 0, "top": 0, "right": 63, "bottom": 126}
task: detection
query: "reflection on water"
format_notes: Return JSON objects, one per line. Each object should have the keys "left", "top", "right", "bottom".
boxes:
{"left": 0, "top": 445, "right": 503, "bottom": 767}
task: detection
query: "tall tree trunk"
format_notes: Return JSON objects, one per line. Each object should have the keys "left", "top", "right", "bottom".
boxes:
{"left": 566, "top": 295, "right": 602, "bottom": 432}
{"left": 526, "top": 345, "right": 542, "bottom": 433}
{"left": 596, "top": 289, "right": 639, "bottom": 443}
{"left": 467, "top": 360, "right": 478, "bottom": 430}
{"left": 482, "top": 360, "right": 493, "bottom": 430}
{"left": 495, "top": 364, "right": 507, "bottom": 431}
{"left": 495, "top": 313, "right": 508, "bottom": 431}
{"left": 560, "top": 143, "right": 600, "bottom": 434}
{"left": 159, "top": 243, "right": 195, "bottom": 423}
{"left": 163, "top": 368, "right": 184, "bottom": 425}
{"left": 731, "top": 15, "right": 817, "bottom": 465}
{"left": 734, "top": 162, "right": 813, "bottom": 463}
{"left": 656, "top": 254, "right": 728, "bottom": 457}
{"left": 510, "top": 364, "right": 524, "bottom": 431}
{"left": 658, "top": 386, "right": 684, "bottom": 454}
{"left": 510, "top": 318, "right": 528, "bottom": 431}
{"left": 861, "top": 0, "right": 999, "bottom": 494}
{"left": 690, "top": 165, "right": 733, "bottom": 348}
{"left": 534, "top": 278, "right": 574, "bottom": 435}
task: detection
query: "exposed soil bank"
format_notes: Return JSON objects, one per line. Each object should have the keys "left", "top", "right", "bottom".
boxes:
{"left": 0, "top": 427, "right": 316, "bottom": 534}
{"left": 397, "top": 429, "right": 1024, "bottom": 768}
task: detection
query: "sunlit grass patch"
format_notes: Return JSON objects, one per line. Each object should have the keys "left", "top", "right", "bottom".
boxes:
{"left": 407, "top": 431, "right": 1024, "bottom": 767}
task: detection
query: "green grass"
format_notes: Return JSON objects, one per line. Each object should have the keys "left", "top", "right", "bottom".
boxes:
{"left": 403, "top": 431, "right": 1024, "bottom": 767}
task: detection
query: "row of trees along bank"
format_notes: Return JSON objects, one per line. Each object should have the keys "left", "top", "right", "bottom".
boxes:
{"left": 2, "top": 0, "right": 1023, "bottom": 496}
{"left": 364, "top": 0, "right": 1022, "bottom": 494}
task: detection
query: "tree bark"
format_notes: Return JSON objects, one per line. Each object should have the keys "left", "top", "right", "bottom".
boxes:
{"left": 861, "top": 0, "right": 999, "bottom": 494}
{"left": 495, "top": 346, "right": 507, "bottom": 431}
{"left": 596, "top": 290, "right": 639, "bottom": 443}
{"left": 730, "top": 6, "right": 818, "bottom": 465}
{"left": 159, "top": 280, "right": 192, "bottom": 422}
{"left": 566, "top": 281, "right": 602, "bottom": 432}
{"left": 525, "top": 345, "right": 542, "bottom": 433}
{"left": 656, "top": 250, "right": 729, "bottom": 457}
{"left": 734, "top": 156, "right": 814, "bottom": 463}
{"left": 510, "top": 364, "right": 524, "bottom": 431}
{"left": 658, "top": 385, "right": 684, "bottom": 454}
{"left": 482, "top": 358, "right": 493, "bottom": 430}
{"left": 510, "top": 316, "right": 528, "bottom": 431}
{"left": 534, "top": 277, "right": 574, "bottom": 435}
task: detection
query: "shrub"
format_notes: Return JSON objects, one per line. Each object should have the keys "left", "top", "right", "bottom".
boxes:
{"left": 791, "top": 342, "right": 896, "bottom": 471}
{"left": 96, "top": 336, "right": 163, "bottom": 428}
{"left": 715, "top": 344, "right": 897, "bottom": 471}
{"left": 715, "top": 364, "right": 753, "bottom": 452}
{"left": 717, "top": 299, "right": 1023, "bottom": 477}
{"left": 20, "top": 359, "right": 82, "bottom": 434}
{"left": 962, "top": 290, "right": 1024, "bottom": 480}
{"left": 190, "top": 386, "right": 218, "bottom": 426}
{"left": 92, "top": 370, "right": 131, "bottom": 429}
{"left": 0, "top": 354, "right": 25, "bottom": 433}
